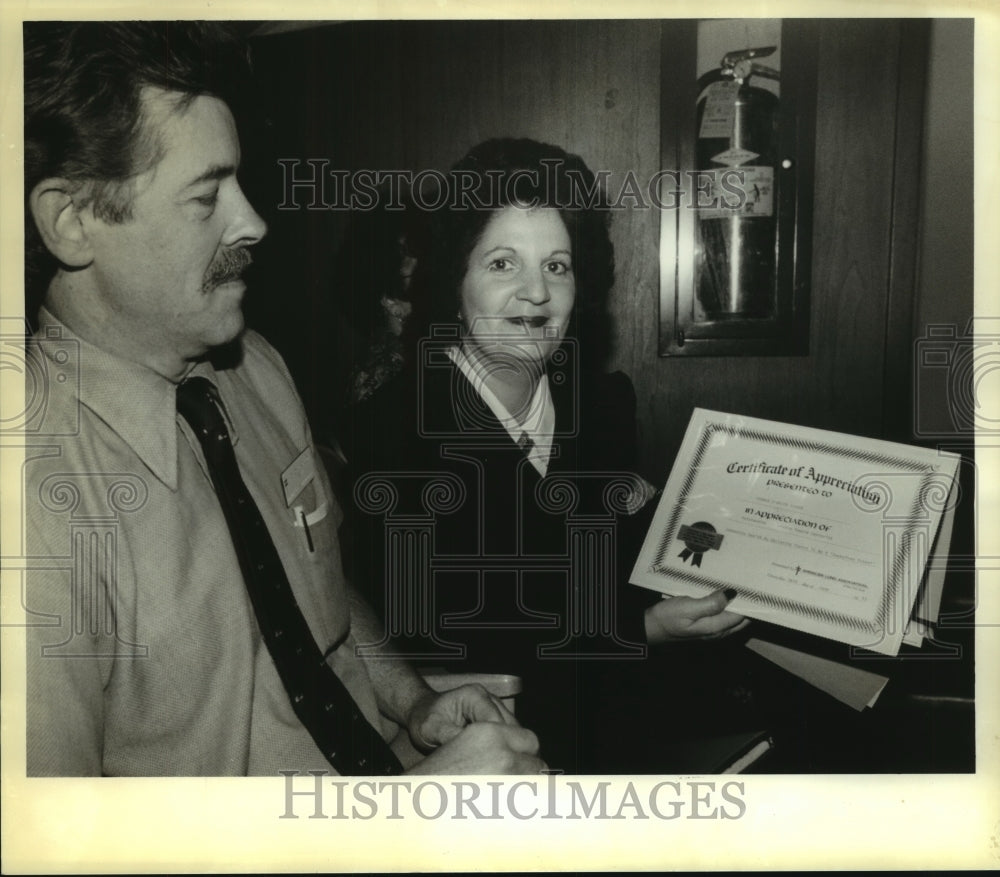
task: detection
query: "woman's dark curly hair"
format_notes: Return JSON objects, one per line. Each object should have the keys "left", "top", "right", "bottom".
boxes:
{"left": 404, "top": 137, "right": 615, "bottom": 370}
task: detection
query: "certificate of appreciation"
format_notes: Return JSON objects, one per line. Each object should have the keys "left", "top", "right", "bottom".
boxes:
{"left": 630, "top": 410, "right": 960, "bottom": 656}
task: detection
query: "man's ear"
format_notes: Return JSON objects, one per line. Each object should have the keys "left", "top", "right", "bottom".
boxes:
{"left": 29, "top": 179, "right": 95, "bottom": 268}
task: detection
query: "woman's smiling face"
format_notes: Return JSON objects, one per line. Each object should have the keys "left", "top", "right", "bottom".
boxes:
{"left": 458, "top": 205, "right": 575, "bottom": 364}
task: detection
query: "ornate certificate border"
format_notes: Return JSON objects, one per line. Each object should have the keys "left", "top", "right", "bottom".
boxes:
{"left": 649, "top": 419, "right": 940, "bottom": 635}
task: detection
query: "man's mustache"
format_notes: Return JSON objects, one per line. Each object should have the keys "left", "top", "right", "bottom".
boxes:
{"left": 203, "top": 247, "right": 253, "bottom": 291}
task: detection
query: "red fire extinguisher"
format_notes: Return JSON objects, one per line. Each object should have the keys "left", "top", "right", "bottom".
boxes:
{"left": 694, "top": 46, "right": 780, "bottom": 318}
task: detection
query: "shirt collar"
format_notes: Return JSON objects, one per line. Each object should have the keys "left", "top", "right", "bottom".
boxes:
{"left": 35, "top": 307, "right": 220, "bottom": 491}
{"left": 447, "top": 345, "right": 555, "bottom": 475}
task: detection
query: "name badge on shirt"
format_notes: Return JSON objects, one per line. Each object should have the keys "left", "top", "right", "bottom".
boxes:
{"left": 281, "top": 447, "right": 316, "bottom": 507}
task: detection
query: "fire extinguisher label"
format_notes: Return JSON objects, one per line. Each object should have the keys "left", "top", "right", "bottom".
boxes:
{"left": 699, "top": 166, "right": 775, "bottom": 219}
{"left": 710, "top": 147, "right": 760, "bottom": 167}
{"left": 699, "top": 80, "right": 740, "bottom": 139}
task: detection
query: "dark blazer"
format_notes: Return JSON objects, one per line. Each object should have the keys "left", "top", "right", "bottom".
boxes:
{"left": 338, "top": 351, "right": 664, "bottom": 771}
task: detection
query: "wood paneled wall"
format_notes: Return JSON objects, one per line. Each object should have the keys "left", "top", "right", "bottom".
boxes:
{"left": 247, "top": 19, "right": 937, "bottom": 482}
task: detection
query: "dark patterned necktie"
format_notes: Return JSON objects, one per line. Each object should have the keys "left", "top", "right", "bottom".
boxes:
{"left": 177, "top": 376, "right": 402, "bottom": 775}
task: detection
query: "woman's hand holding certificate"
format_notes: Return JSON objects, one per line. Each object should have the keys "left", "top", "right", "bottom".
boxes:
{"left": 643, "top": 589, "right": 749, "bottom": 643}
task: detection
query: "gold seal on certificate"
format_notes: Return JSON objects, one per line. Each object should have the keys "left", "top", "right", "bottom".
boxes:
{"left": 630, "top": 409, "right": 961, "bottom": 656}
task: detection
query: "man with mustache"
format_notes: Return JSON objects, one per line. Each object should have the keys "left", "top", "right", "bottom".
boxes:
{"left": 22, "top": 21, "right": 542, "bottom": 776}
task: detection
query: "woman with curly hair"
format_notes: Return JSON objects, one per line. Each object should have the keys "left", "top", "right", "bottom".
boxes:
{"left": 340, "top": 138, "right": 745, "bottom": 772}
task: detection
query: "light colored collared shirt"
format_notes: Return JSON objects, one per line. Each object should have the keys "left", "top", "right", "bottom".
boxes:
{"left": 447, "top": 345, "right": 555, "bottom": 476}
{"left": 25, "top": 309, "right": 388, "bottom": 776}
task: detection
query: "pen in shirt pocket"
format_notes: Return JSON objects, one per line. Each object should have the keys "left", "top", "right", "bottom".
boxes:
{"left": 292, "top": 500, "right": 328, "bottom": 554}
{"left": 292, "top": 505, "right": 316, "bottom": 554}
{"left": 294, "top": 505, "right": 315, "bottom": 552}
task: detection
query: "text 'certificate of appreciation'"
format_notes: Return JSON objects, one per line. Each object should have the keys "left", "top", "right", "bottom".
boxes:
{"left": 630, "top": 410, "right": 960, "bottom": 656}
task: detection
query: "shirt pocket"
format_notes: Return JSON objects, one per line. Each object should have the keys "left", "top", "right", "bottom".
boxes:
{"left": 278, "top": 447, "right": 351, "bottom": 650}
